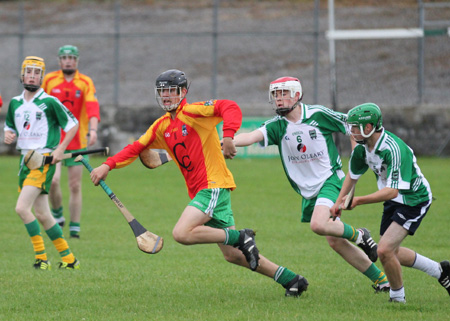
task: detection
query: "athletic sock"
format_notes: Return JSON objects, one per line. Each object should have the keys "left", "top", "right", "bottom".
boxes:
{"left": 341, "top": 223, "right": 359, "bottom": 242}
{"left": 46, "top": 223, "right": 75, "bottom": 264}
{"left": 411, "top": 253, "right": 441, "bottom": 279}
{"left": 364, "top": 263, "right": 389, "bottom": 285}
{"left": 69, "top": 222, "right": 80, "bottom": 237}
{"left": 222, "top": 228, "right": 240, "bottom": 246}
{"left": 274, "top": 266, "right": 297, "bottom": 286}
{"left": 51, "top": 206, "right": 63, "bottom": 219}
{"left": 25, "top": 220, "right": 47, "bottom": 261}
{"left": 390, "top": 286, "right": 405, "bottom": 301}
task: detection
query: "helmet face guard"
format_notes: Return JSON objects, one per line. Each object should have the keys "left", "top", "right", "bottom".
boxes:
{"left": 155, "top": 69, "right": 188, "bottom": 112}
{"left": 269, "top": 77, "right": 303, "bottom": 116}
{"left": 58, "top": 45, "right": 79, "bottom": 75}
{"left": 21, "top": 56, "right": 46, "bottom": 92}
{"left": 347, "top": 103, "right": 383, "bottom": 142}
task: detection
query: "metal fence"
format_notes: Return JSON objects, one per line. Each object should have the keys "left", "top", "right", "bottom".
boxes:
{"left": 0, "top": 0, "right": 449, "bottom": 154}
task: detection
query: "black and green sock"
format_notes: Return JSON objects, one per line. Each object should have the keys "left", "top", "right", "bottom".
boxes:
{"left": 51, "top": 206, "right": 63, "bottom": 219}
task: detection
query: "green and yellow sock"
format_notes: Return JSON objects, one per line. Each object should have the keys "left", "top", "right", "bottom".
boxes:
{"left": 25, "top": 220, "right": 47, "bottom": 261}
{"left": 274, "top": 266, "right": 297, "bottom": 287}
{"left": 342, "top": 223, "right": 360, "bottom": 242}
{"left": 51, "top": 206, "right": 63, "bottom": 219}
{"left": 222, "top": 228, "right": 240, "bottom": 246}
{"left": 364, "top": 263, "right": 389, "bottom": 285}
{"left": 46, "top": 223, "right": 75, "bottom": 264}
{"left": 69, "top": 222, "right": 80, "bottom": 237}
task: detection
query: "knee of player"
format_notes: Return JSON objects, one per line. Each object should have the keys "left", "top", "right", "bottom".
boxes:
{"left": 310, "top": 220, "right": 327, "bottom": 236}
{"left": 377, "top": 243, "right": 392, "bottom": 262}
{"left": 172, "top": 227, "right": 191, "bottom": 245}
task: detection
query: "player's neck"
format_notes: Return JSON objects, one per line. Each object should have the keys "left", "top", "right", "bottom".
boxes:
{"left": 367, "top": 132, "right": 381, "bottom": 151}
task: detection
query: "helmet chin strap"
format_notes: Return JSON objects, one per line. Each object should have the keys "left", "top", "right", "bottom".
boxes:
{"left": 275, "top": 96, "right": 302, "bottom": 116}
{"left": 23, "top": 84, "right": 40, "bottom": 92}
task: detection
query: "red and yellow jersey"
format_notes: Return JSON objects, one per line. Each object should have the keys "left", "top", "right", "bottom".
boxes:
{"left": 104, "top": 99, "right": 242, "bottom": 199}
{"left": 42, "top": 70, "right": 100, "bottom": 150}
{"left": 0, "top": 94, "right": 3, "bottom": 107}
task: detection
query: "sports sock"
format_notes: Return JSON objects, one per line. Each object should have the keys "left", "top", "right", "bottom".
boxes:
{"left": 222, "top": 228, "right": 240, "bottom": 246}
{"left": 364, "top": 263, "right": 389, "bottom": 285}
{"left": 69, "top": 222, "right": 80, "bottom": 236}
{"left": 25, "top": 220, "right": 47, "bottom": 261}
{"left": 46, "top": 223, "right": 75, "bottom": 263}
{"left": 390, "top": 286, "right": 405, "bottom": 300}
{"left": 274, "top": 266, "right": 297, "bottom": 286}
{"left": 341, "top": 223, "right": 359, "bottom": 242}
{"left": 51, "top": 206, "right": 63, "bottom": 218}
{"left": 411, "top": 253, "right": 441, "bottom": 279}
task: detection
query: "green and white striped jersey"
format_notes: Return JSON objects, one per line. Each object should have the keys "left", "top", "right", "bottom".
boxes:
{"left": 349, "top": 129, "right": 432, "bottom": 206}
{"left": 4, "top": 88, "right": 78, "bottom": 154}
{"left": 258, "top": 103, "right": 350, "bottom": 199}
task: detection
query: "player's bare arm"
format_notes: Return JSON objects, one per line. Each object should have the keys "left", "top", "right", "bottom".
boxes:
{"left": 234, "top": 130, "right": 264, "bottom": 147}
{"left": 222, "top": 137, "right": 237, "bottom": 159}
{"left": 51, "top": 124, "right": 79, "bottom": 164}
{"left": 90, "top": 164, "right": 111, "bottom": 185}
{"left": 352, "top": 187, "right": 398, "bottom": 207}
{"left": 88, "top": 117, "right": 99, "bottom": 146}
{"left": 4, "top": 131, "right": 16, "bottom": 145}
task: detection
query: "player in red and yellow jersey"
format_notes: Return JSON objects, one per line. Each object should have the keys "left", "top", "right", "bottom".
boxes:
{"left": 42, "top": 45, "right": 101, "bottom": 238}
{"left": 89, "top": 69, "right": 309, "bottom": 297}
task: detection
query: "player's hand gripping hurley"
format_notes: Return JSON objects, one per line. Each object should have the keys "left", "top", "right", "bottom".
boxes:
{"left": 75, "top": 155, "right": 163, "bottom": 254}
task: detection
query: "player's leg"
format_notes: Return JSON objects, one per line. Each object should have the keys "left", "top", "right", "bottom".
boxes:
{"left": 387, "top": 201, "right": 449, "bottom": 296}
{"left": 49, "top": 162, "right": 65, "bottom": 227}
{"left": 377, "top": 222, "right": 407, "bottom": 302}
{"left": 218, "top": 234, "right": 308, "bottom": 297}
{"left": 172, "top": 205, "right": 226, "bottom": 244}
{"left": 326, "top": 235, "right": 389, "bottom": 291}
{"left": 67, "top": 164, "right": 83, "bottom": 238}
{"left": 33, "top": 193, "right": 79, "bottom": 269}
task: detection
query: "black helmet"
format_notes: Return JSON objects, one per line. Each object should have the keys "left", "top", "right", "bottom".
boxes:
{"left": 155, "top": 69, "right": 187, "bottom": 89}
{"left": 155, "top": 69, "right": 188, "bottom": 111}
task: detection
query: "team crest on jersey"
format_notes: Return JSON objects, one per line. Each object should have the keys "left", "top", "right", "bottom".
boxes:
{"left": 23, "top": 121, "right": 31, "bottom": 130}
{"left": 204, "top": 100, "right": 214, "bottom": 106}
{"left": 309, "top": 129, "right": 317, "bottom": 140}
{"left": 182, "top": 124, "right": 188, "bottom": 136}
{"left": 76, "top": 90, "right": 81, "bottom": 98}
{"left": 36, "top": 112, "right": 42, "bottom": 120}
{"left": 297, "top": 143, "right": 307, "bottom": 152}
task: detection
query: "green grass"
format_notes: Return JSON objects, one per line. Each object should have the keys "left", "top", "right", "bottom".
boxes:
{"left": 0, "top": 156, "right": 449, "bottom": 320}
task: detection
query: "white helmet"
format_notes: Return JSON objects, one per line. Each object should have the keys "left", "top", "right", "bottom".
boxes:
{"left": 269, "top": 77, "right": 303, "bottom": 116}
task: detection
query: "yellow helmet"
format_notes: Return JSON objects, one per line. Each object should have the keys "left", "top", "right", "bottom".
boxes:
{"left": 21, "top": 56, "right": 45, "bottom": 92}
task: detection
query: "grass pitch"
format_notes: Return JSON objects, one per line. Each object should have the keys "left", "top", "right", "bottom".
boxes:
{"left": 0, "top": 156, "right": 448, "bottom": 320}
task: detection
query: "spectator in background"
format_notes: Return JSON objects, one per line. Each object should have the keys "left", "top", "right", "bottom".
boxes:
{"left": 42, "top": 45, "right": 100, "bottom": 238}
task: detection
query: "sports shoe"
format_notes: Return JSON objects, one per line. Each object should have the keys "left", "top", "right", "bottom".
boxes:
{"left": 284, "top": 274, "right": 309, "bottom": 297}
{"left": 372, "top": 283, "right": 390, "bottom": 293}
{"left": 33, "top": 259, "right": 51, "bottom": 270}
{"left": 58, "top": 259, "right": 80, "bottom": 270}
{"left": 235, "top": 229, "right": 259, "bottom": 271}
{"left": 356, "top": 228, "right": 378, "bottom": 262}
{"left": 70, "top": 234, "right": 80, "bottom": 239}
{"left": 389, "top": 297, "right": 406, "bottom": 304}
{"left": 438, "top": 260, "right": 450, "bottom": 296}
{"left": 54, "top": 215, "right": 66, "bottom": 228}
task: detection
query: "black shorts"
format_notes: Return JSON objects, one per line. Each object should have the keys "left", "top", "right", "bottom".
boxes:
{"left": 380, "top": 200, "right": 431, "bottom": 236}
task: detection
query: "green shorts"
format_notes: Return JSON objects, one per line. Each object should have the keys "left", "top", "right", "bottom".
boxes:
{"left": 19, "top": 154, "right": 56, "bottom": 194}
{"left": 301, "top": 172, "right": 343, "bottom": 223}
{"left": 62, "top": 148, "right": 89, "bottom": 166}
{"left": 189, "top": 188, "right": 235, "bottom": 229}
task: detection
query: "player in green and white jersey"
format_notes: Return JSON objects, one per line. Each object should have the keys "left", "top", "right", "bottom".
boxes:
{"left": 332, "top": 102, "right": 450, "bottom": 303}
{"left": 3, "top": 56, "right": 80, "bottom": 270}
{"left": 234, "top": 77, "right": 390, "bottom": 293}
